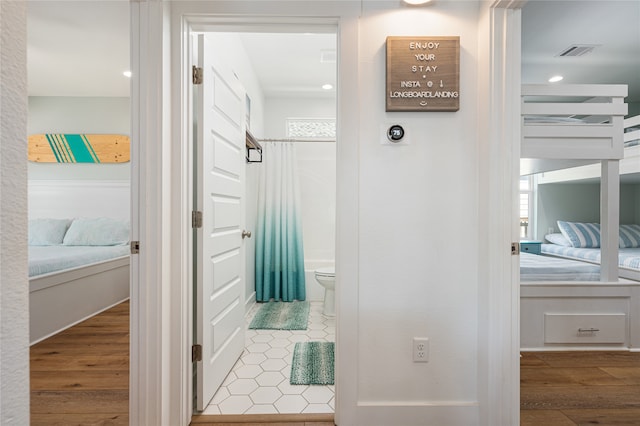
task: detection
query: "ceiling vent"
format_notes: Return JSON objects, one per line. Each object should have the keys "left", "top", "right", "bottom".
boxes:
{"left": 556, "top": 44, "right": 599, "bottom": 57}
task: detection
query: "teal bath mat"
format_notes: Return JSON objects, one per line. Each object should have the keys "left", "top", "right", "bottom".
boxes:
{"left": 290, "top": 341, "right": 335, "bottom": 385}
{"left": 249, "top": 300, "right": 309, "bottom": 330}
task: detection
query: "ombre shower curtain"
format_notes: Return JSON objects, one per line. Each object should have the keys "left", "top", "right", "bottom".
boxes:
{"left": 255, "top": 142, "right": 306, "bottom": 302}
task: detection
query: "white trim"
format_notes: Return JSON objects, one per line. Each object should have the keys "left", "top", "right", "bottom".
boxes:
{"left": 477, "top": 3, "right": 521, "bottom": 426}
{"left": 130, "top": 2, "right": 185, "bottom": 425}
{"left": 178, "top": 14, "right": 353, "bottom": 423}
{"left": 333, "top": 11, "right": 360, "bottom": 426}
{"left": 28, "top": 180, "right": 130, "bottom": 220}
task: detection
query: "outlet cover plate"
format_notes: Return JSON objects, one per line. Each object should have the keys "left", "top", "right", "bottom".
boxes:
{"left": 413, "top": 337, "right": 429, "bottom": 362}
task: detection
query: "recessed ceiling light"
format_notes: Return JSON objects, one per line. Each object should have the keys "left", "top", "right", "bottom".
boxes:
{"left": 403, "top": 0, "right": 434, "bottom": 5}
{"left": 123, "top": 71, "right": 132, "bottom": 78}
{"left": 322, "top": 84, "right": 333, "bottom": 90}
{"left": 548, "top": 75, "right": 563, "bottom": 83}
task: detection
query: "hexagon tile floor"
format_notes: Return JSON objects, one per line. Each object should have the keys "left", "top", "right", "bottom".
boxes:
{"left": 202, "top": 301, "right": 336, "bottom": 415}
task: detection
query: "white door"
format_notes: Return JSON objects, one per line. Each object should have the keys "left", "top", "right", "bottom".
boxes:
{"left": 195, "top": 33, "right": 246, "bottom": 411}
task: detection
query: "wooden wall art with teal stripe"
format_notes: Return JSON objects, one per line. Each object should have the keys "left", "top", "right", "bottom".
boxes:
{"left": 28, "top": 134, "right": 130, "bottom": 163}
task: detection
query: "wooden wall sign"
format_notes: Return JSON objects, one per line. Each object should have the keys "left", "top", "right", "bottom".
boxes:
{"left": 28, "top": 134, "right": 130, "bottom": 163}
{"left": 386, "top": 36, "right": 460, "bottom": 112}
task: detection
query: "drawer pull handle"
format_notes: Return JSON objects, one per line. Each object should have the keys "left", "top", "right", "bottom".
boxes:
{"left": 578, "top": 328, "right": 600, "bottom": 333}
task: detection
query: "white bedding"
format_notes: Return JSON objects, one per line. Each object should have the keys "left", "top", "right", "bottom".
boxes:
{"left": 541, "top": 244, "right": 640, "bottom": 270}
{"left": 520, "top": 252, "right": 600, "bottom": 281}
{"left": 29, "top": 245, "right": 130, "bottom": 277}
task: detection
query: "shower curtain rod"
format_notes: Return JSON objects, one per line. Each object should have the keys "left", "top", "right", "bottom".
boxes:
{"left": 259, "top": 138, "right": 335, "bottom": 143}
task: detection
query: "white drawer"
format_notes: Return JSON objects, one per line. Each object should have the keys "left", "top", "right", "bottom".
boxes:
{"left": 544, "top": 313, "right": 627, "bottom": 344}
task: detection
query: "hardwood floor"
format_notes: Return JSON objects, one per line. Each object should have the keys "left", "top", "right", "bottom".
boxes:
{"left": 30, "top": 300, "right": 129, "bottom": 426}
{"left": 521, "top": 351, "right": 640, "bottom": 426}
{"left": 31, "top": 304, "right": 640, "bottom": 426}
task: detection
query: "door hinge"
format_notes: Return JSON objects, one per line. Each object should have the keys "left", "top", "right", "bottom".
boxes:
{"left": 192, "top": 344, "right": 202, "bottom": 362}
{"left": 192, "top": 211, "right": 203, "bottom": 229}
{"left": 130, "top": 240, "right": 140, "bottom": 254}
{"left": 511, "top": 242, "right": 520, "bottom": 255}
{"left": 192, "top": 66, "right": 203, "bottom": 85}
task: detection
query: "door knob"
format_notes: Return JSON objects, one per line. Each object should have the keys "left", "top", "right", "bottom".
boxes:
{"left": 242, "top": 230, "right": 252, "bottom": 239}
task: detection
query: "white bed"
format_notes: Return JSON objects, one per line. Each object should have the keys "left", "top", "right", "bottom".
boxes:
{"left": 520, "top": 252, "right": 601, "bottom": 282}
{"left": 541, "top": 243, "right": 640, "bottom": 282}
{"left": 28, "top": 181, "right": 131, "bottom": 344}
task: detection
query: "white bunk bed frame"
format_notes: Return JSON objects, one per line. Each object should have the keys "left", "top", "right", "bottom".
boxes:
{"left": 534, "top": 114, "right": 640, "bottom": 183}
{"left": 520, "top": 84, "right": 640, "bottom": 352}
{"left": 28, "top": 180, "right": 131, "bottom": 344}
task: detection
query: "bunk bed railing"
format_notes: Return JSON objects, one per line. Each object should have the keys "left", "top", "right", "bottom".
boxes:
{"left": 522, "top": 84, "right": 628, "bottom": 160}
{"left": 521, "top": 84, "right": 629, "bottom": 282}
{"left": 624, "top": 115, "right": 640, "bottom": 146}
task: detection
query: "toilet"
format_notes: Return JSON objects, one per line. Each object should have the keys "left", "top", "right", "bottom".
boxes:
{"left": 314, "top": 266, "right": 335, "bottom": 316}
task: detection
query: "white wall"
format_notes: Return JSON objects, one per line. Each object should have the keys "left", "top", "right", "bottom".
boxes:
{"left": 28, "top": 96, "right": 130, "bottom": 181}
{"left": 536, "top": 183, "right": 601, "bottom": 237}
{"left": 0, "top": 2, "right": 30, "bottom": 423}
{"left": 356, "top": 0, "right": 480, "bottom": 408}
{"left": 536, "top": 182, "right": 640, "bottom": 239}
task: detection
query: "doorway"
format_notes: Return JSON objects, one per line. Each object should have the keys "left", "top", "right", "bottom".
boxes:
{"left": 519, "top": 1, "right": 640, "bottom": 423}
{"left": 190, "top": 26, "right": 338, "bottom": 415}
{"left": 27, "top": 2, "right": 131, "bottom": 424}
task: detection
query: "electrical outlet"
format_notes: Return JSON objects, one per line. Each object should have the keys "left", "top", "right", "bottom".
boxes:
{"left": 413, "top": 337, "right": 429, "bottom": 362}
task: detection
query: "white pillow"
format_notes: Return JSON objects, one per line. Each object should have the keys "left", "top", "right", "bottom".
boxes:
{"left": 619, "top": 224, "right": 640, "bottom": 248}
{"left": 28, "top": 218, "right": 72, "bottom": 246}
{"left": 63, "top": 217, "right": 130, "bottom": 246}
{"left": 557, "top": 220, "right": 601, "bottom": 248}
{"left": 544, "top": 233, "right": 572, "bottom": 247}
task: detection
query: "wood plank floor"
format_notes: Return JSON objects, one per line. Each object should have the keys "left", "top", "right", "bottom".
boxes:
{"left": 31, "top": 304, "right": 640, "bottom": 426}
{"left": 30, "top": 300, "right": 129, "bottom": 426}
{"left": 521, "top": 351, "right": 640, "bottom": 426}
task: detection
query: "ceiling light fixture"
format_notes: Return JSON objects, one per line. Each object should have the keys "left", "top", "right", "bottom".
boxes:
{"left": 322, "top": 84, "right": 333, "bottom": 90}
{"left": 403, "top": 0, "right": 434, "bottom": 5}
{"left": 123, "top": 71, "right": 132, "bottom": 78}
{"left": 548, "top": 75, "right": 563, "bottom": 83}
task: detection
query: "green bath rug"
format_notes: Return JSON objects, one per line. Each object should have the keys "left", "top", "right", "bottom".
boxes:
{"left": 248, "top": 300, "right": 309, "bottom": 330}
{"left": 290, "top": 341, "right": 335, "bottom": 385}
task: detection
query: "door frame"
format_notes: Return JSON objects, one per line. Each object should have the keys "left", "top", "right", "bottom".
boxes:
{"left": 184, "top": 16, "right": 347, "bottom": 417}
{"left": 129, "top": 2, "right": 522, "bottom": 425}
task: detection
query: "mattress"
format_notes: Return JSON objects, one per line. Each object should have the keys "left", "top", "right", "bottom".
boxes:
{"left": 520, "top": 252, "right": 600, "bottom": 281}
{"left": 541, "top": 244, "right": 640, "bottom": 271}
{"left": 29, "top": 245, "right": 130, "bottom": 277}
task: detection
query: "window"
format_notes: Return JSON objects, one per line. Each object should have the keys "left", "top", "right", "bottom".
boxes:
{"left": 520, "top": 175, "right": 534, "bottom": 240}
{"left": 286, "top": 118, "right": 336, "bottom": 139}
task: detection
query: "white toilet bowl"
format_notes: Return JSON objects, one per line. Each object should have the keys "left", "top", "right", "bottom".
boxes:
{"left": 314, "top": 266, "right": 335, "bottom": 316}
